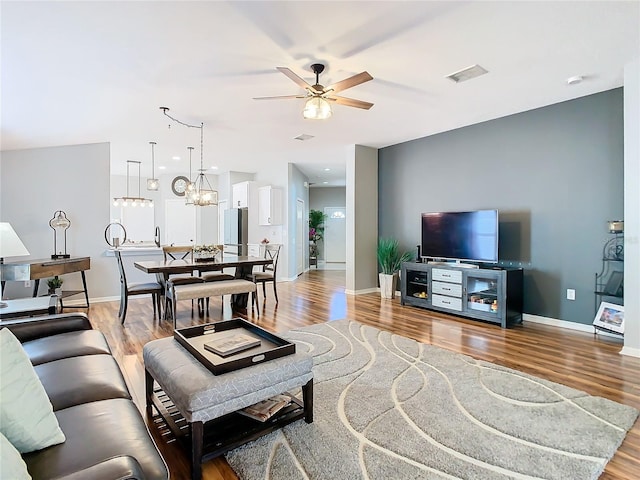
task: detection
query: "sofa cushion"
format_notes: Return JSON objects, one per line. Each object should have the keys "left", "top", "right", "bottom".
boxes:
{"left": 0, "top": 431, "right": 31, "bottom": 479}
{"left": 22, "top": 330, "right": 111, "bottom": 366}
{"left": 34, "top": 355, "right": 131, "bottom": 411}
{"left": 0, "top": 328, "right": 65, "bottom": 453}
{"left": 22, "top": 398, "right": 168, "bottom": 480}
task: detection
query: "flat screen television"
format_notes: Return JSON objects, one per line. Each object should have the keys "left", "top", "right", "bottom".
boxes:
{"left": 421, "top": 209, "right": 499, "bottom": 263}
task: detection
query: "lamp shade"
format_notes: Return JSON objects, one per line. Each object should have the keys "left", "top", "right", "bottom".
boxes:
{"left": 0, "top": 223, "right": 30, "bottom": 258}
{"left": 303, "top": 97, "right": 332, "bottom": 120}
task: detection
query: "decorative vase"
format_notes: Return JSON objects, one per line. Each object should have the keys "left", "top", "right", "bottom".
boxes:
{"left": 379, "top": 272, "right": 398, "bottom": 299}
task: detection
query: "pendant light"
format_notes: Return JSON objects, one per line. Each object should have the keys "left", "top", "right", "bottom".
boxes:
{"left": 113, "top": 160, "right": 154, "bottom": 207}
{"left": 160, "top": 107, "right": 218, "bottom": 206}
{"left": 147, "top": 141, "right": 159, "bottom": 191}
{"left": 185, "top": 146, "right": 196, "bottom": 205}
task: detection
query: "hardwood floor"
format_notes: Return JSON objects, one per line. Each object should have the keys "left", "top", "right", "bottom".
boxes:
{"left": 85, "top": 269, "right": 639, "bottom": 480}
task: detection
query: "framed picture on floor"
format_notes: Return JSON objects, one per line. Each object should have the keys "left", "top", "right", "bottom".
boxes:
{"left": 593, "top": 302, "right": 624, "bottom": 334}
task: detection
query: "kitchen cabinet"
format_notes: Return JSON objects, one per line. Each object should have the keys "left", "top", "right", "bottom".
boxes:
{"left": 258, "top": 186, "right": 282, "bottom": 225}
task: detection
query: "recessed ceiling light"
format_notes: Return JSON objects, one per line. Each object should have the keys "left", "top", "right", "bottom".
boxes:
{"left": 159, "top": 166, "right": 166, "bottom": 170}
{"left": 324, "top": 168, "right": 331, "bottom": 171}
{"left": 323, "top": 181, "right": 329, "bottom": 184}
{"left": 172, "top": 156, "right": 181, "bottom": 161}
{"left": 446, "top": 64, "right": 488, "bottom": 83}
{"left": 210, "top": 166, "right": 218, "bottom": 170}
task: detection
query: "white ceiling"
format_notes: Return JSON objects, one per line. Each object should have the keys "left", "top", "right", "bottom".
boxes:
{"left": 2, "top": 1, "right": 639, "bottom": 187}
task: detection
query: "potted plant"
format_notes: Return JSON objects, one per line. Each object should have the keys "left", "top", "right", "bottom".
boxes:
{"left": 47, "top": 277, "right": 63, "bottom": 295}
{"left": 309, "top": 209, "right": 327, "bottom": 266}
{"left": 377, "top": 238, "right": 412, "bottom": 299}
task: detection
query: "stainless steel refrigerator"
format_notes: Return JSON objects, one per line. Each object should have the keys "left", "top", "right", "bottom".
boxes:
{"left": 224, "top": 207, "right": 248, "bottom": 255}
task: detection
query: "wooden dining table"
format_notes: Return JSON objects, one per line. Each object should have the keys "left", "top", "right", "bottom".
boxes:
{"left": 134, "top": 255, "right": 272, "bottom": 311}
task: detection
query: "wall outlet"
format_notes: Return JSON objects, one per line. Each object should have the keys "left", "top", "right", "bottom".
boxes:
{"left": 566, "top": 289, "right": 576, "bottom": 300}
{"left": 24, "top": 280, "right": 31, "bottom": 288}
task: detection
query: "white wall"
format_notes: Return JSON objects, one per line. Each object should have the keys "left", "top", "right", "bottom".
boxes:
{"left": 622, "top": 58, "right": 640, "bottom": 356}
{"left": 1, "top": 143, "right": 117, "bottom": 300}
{"left": 286, "top": 163, "right": 309, "bottom": 280}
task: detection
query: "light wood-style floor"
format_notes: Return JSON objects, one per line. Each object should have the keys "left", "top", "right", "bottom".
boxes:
{"left": 84, "top": 269, "right": 639, "bottom": 480}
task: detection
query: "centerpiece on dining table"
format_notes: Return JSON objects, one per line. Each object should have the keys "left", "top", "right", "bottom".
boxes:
{"left": 193, "top": 244, "right": 222, "bottom": 262}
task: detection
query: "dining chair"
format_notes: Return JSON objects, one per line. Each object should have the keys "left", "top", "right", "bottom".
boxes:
{"left": 161, "top": 245, "right": 204, "bottom": 319}
{"left": 114, "top": 250, "right": 163, "bottom": 324}
{"left": 246, "top": 244, "right": 281, "bottom": 304}
{"left": 200, "top": 244, "right": 235, "bottom": 313}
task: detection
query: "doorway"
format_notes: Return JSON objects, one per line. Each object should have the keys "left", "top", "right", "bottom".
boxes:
{"left": 165, "top": 199, "right": 196, "bottom": 245}
{"left": 324, "top": 207, "right": 346, "bottom": 263}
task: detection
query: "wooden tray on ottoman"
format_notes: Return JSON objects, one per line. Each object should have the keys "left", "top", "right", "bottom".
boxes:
{"left": 174, "top": 318, "right": 295, "bottom": 375}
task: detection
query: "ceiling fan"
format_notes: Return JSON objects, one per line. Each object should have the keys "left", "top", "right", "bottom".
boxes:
{"left": 253, "top": 63, "right": 373, "bottom": 119}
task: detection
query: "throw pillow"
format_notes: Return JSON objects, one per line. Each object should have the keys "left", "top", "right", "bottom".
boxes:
{"left": 0, "top": 328, "right": 65, "bottom": 453}
{"left": 0, "top": 431, "right": 31, "bottom": 479}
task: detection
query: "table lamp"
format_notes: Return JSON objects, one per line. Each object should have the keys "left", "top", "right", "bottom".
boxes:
{"left": 0, "top": 222, "right": 31, "bottom": 307}
{"left": 49, "top": 210, "right": 71, "bottom": 259}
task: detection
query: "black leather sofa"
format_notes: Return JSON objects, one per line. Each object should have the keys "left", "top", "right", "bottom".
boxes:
{"left": 1, "top": 313, "right": 168, "bottom": 480}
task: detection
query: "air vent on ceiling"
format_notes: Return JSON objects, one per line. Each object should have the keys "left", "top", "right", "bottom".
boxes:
{"left": 294, "top": 134, "right": 315, "bottom": 141}
{"left": 446, "top": 64, "right": 488, "bottom": 83}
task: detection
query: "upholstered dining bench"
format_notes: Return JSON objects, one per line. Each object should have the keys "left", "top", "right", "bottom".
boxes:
{"left": 165, "top": 279, "right": 259, "bottom": 327}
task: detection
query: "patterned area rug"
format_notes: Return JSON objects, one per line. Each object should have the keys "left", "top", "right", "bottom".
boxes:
{"left": 226, "top": 320, "right": 638, "bottom": 479}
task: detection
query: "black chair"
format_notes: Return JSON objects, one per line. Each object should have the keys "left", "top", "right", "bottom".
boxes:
{"left": 114, "top": 250, "right": 163, "bottom": 324}
{"left": 247, "top": 244, "right": 281, "bottom": 303}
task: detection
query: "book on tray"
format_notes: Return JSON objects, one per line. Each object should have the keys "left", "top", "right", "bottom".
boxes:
{"left": 237, "top": 394, "right": 292, "bottom": 422}
{"left": 204, "top": 333, "right": 261, "bottom": 357}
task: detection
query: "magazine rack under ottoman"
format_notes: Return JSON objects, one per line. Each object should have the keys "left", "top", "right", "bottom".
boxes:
{"left": 143, "top": 337, "right": 314, "bottom": 480}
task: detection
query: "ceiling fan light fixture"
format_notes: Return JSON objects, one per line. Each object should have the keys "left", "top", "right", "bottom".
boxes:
{"left": 303, "top": 97, "right": 332, "bottom": 120}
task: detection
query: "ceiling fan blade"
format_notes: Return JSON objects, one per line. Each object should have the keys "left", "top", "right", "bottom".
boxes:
{"left": 327, "top": 95, "right": 374, "bottom": 110}
{"left": 326, "top": 71, "right": 373, "bottom": 94}
{"left": 276, "top": 67, "right": 313, "bottom": 90}
{"left": 253, "top": 95, "right": 306, "bottom": 100}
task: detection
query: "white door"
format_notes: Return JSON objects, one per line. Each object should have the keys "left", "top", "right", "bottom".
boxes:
{"left": 324, "top": 207, "right": 346, "bottom": 263}
{"left": 165, "top": 199, "right": 196, "bottom": 245}
{"left": 296, "top": 199, "right": 304, "bottom": 275}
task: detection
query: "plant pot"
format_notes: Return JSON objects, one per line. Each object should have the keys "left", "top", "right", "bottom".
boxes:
{"left": 379, "top": 272, "right": 398, "bottom": 299}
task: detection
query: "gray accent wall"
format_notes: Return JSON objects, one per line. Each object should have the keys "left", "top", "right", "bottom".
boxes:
{"left": 379, "top": 89, "right": 624, "bottom": 325}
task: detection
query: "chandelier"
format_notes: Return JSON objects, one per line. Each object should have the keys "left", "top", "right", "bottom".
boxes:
{"left": 160, "top": 107, "right": 218, "bottom": 206}
{"left": 146, "top": 141, "right": 159, "bottom": 191}
{"left": 113, "top": 160, "right": 154, "bottom": 207}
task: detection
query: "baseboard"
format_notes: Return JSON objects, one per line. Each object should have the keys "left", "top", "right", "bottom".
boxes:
{"left": 63, "top": 295, "right": 119, "bottom": 305}
{"left": 619, "top": 346, "right": 640, "bottom": 358}
{"left": 523, "top": 313, "right": 598, "bottom": 333}
{"left": 345, "top": 287, "right": 379, "bottom": 295}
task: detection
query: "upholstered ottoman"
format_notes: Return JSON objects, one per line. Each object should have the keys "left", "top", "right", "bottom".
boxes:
{"left": 143, "top": 336, "right": 313, "bottom": 480}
